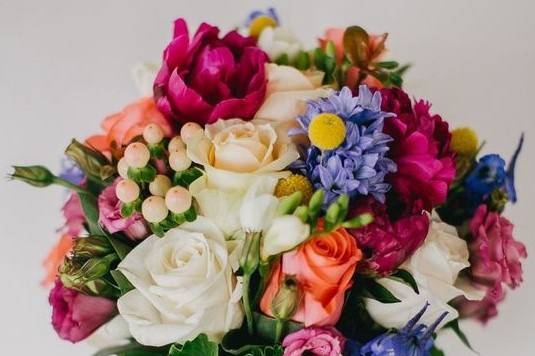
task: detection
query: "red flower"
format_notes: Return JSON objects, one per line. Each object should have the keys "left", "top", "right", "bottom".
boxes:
{"left": 154, "top": 19, "right": 268, "bottom": 125}
{"left": 380, "top": 88, "right": 455, "bottom": 212}
{"left": 348, "top": 197, "right": 429, "bottom": 276}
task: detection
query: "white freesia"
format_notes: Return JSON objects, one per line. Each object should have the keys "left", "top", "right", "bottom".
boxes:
{"left": 117, "top": 217, "right": 243, "bottom": 346}
{"left": 131, "top": 62, "right": 159, "bottom": 96}
{"left": 187, "top": 118, "right": 298, "bottom": 191}
{"left": 261, "top": 215, "right": 310, "bottom": 260}
{"left": 254, "top": 64, "right": 331, "bottom": 125}
{"left": 258, "top": 27, "right": 302, "bottom": 62}
{"left": 366, "top": 212, "right": 482, "bottom": 330}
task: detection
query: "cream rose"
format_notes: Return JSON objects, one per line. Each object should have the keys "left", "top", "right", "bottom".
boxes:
{"left": 258, "top": 27, "right": 302, "bottom": 62}
{"left": 187, "top": 118, "right": 298, "bottom": 190}
{"left": 366, "top": 212, "right": 482, "bottom": 330}
{"left": 116, "top": 217, "right": 243, "bottom": 346}
{"left": 254, "top": 63, "right": 331, "bottom": 125}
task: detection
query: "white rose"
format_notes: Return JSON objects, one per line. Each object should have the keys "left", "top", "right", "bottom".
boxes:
{"left": 86, "top": 315, "right": 131, "bottom": 349}
{"left": 366, "top": 212, "right": 481, "bottom": 330}
{"left": 187, "top": 118, "right": 298, "bottom": 191}
{"left": 258, "top": 27, "right": 302, "bottom": 62}
{"left": 116, "top": 217, "right": 243, "bottom": 346}
{"left": 254, "top": 64, "right": 331, "bottom": 125}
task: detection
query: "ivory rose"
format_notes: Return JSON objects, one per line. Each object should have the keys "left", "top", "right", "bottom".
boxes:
{"left": 187, "top": 118, "right": 298, "bottom": 190}
{"left": 116, "top": 217, "right": 243, "bottom": 346}
{"left": 261, "top": 226, "right": 361, "bottom": 326}
{"left": 254, "top": 64, "right": 330, "bottom": 125}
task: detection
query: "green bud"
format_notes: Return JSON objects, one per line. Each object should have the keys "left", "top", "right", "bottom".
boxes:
{"left": 99, "top": 164, "right": 117, "bottom": 181}
{"left": 79, "top": 254, "right": 118, "bottom": 281}
{"left": 271, "top": 275, "right": 302, "bottom": 321}
{"left": 128, "top": 165, "right": 157, "bottom": 183}
{"left": 277, "top": 191, "right": 303, "bottom": 215}
{"left": 239, "top": 232, "right": 261, "bottom": 275}
{"left": 335, "top": 194, "right": 350, "bottom": 222}
{"left": 294, "top": 51, "right": 311, "bottom": 70}
{"left": 308, "top": 190, "right": 325, "bottom": 216}
{"left": 293, "top": 206, "right": 309, "bottom": 223}
{"left": 342, "top": 213, "right": 374, "bottom": 229}
{"left": 325, "top": 202, "right": 341, "bottom": 231}
{"left": 73, "top": 236, "right": 113, "bottom": 259}
{"left": 10, "top": 165, "right": 54, "bottom": 187}
{"left": 65, "top": 139, "right": 109, "bottom": 180}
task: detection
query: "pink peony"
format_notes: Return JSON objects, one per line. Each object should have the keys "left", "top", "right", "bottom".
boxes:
{"left": 154, "top": 19, "right": 268, "bottom": 125}
{"left": 49, "top": 280, "right": 116, "bottom": 343}
{"left": 468, "top": 205, "right": 527, "bottom": 289}
{"left": 62, "top": 193, "right": 85, "bottom": 237}
{"left": 349, "top": 197, "right": 430, "bottom": 276}
{"left": 282, "top": 327, "right": 346, "bottom": 356}
{"left": 453, "top": 283, "right": 505, "bottom": 324}
{"left": 98, "top": 179, "right": 149, "bottom": 240}
{"left": 380, "top": 88, "right": 455, "bottom": 212}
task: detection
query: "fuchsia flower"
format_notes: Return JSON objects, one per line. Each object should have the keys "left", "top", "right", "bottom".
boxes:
{"left": 380, "top": 88, "right": 455, "bottom": 212}
{"left": 98, "top": 179, "right": 149, "bottom": 240}
{"left": 282, "top": 326, "right": 346, "bottom": 356}
{"left": 349, "top": 197, "right": 429, "bottom": 276}
{"left": 49, "top": 280, "right": 116, "bottom": 343}
{"left": 454, "top": 283, "right": 505, "bottom": 324}
{"left": 62, "top": 193, "right": 85, "bottom": 237}
{"left": 154, "top": 19, "right": 268, "bottom": 125}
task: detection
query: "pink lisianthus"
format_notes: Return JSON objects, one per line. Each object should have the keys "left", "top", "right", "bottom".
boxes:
{"left": 348, "top": 197, "right": 430, "bottom": 276}
{"left": 62, "top": 193, "right": 85, "bottom": 237}
{"left": 380, "top": 88, "right": 455, "bottom": 212}
{"left": 453, "top": 283, "right": 505, "bottom": 324}
{"left": 98, "top": 179, "right": 149, "bottom": 240}
{"left": 154, "top": 19, "right": 268, "bottom": 125}
{"left": 49, "top": 280, "right": 116, "bottom": 343}
{"left": 468, "top": 205, "right": 527, "bottom": 289}
{"left": 282, "top": 326, "right": 346, "bottom": 356}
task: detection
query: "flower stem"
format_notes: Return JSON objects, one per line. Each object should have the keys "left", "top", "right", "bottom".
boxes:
{"left": 52, "top": 176, "right": 91, "bottom": 195}
{"left": 274, "top": 318, "right": 286, "bottom": 343}
{"left": 242, "top": 272, "right": 254, "bottom": 335}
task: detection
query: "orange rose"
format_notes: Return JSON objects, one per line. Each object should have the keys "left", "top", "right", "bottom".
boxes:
{"left": 260, "top": 226, "right": 362, "bottom": 326}
{"left": 86, "top": 97, "right": 174, "bottom": 157}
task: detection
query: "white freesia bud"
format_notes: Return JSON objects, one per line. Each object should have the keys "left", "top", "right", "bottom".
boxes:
{"left": 261, "top": 215, "right": 310, "bottom": 260}
{"left": 258, "top": 27, "right": 302, "bottom": 62}
{"left": 239, "top": 177, "right": 279, "bottom": 232}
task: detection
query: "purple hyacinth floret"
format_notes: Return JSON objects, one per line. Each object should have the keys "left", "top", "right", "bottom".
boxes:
{"left": 292, "top": 85, "right": 397, "bottom": 204}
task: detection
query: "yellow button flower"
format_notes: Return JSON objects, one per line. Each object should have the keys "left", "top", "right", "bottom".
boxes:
{"left": 275, "top": 174, "right": 314, "bottom": 203}
{"left": 249, "top": 15, "right": 277, "bottom": 38}
{"left": 451, "top": 127, "right": 479, "bottom": 156}
{"left": 308, "top": 113, "right": 346, "bottom": 150}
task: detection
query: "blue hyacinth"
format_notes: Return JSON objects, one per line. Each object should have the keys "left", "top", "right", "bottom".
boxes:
{"left": 292, "top": 86, "right": 397, "bottom": 205}
{"left": 345, "top": 303, "right": 447, "bottom": 356}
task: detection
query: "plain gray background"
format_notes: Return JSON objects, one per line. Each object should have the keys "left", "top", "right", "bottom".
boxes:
{"left": 1, "top": 0, "right": 534, "bottom": 355}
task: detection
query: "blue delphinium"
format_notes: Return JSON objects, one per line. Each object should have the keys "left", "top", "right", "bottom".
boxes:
{"left": 465, "top": 134, "right": 524, "bottom": 205}
{"left": 292, "top": 86, "right": 397, "bottom": 204}
{"left": 345, "top": 303, "right": 447, "bottom": 356}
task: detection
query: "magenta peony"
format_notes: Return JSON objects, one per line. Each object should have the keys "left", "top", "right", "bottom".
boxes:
{"left": 380, "top": 88, "right": 455, "bottom": 212}
{"left": 153, "top": 19, "right": 268, "bottom": 125}
{"left": 282, "top": 326, "right": 346, "bottom": 356}
{"left": 468, "top": 204, "right": 526, "bottom": 289}
{"left": 98, "top": 179, "right": 149, "bottom": 240}
{"left": 49, "top": 280, "right": 116, "bottom": 343}
{"left": 348, "top": 197, "right": 429, "bottom": 276}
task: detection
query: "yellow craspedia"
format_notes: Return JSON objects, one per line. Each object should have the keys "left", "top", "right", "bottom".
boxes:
{"left": 308, "top": 113, "right": 347, "bottom": 150}
{"left": 275, "top": 174, "right": 314, "bottom": 203}
{"left": 451, "top": 127, "right": 479, "bottom": 156}
{"left": 248, "top": 15, "right": 277, "bottom": 38}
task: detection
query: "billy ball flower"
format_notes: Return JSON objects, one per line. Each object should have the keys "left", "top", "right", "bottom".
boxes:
{"left": 275, "top": 174, "right": 314, "bottom": 203}
{"left": 293, "top": 85, "right": 397, "bottom": 204}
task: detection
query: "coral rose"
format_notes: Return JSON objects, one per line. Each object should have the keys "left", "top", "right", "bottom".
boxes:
{"left": 153, "top": 19, "right": 268, "bottom": 125}
{"left": 260, "top": 226, "right": 361, "bottom": 326}
{"left": 86, "top": 97, "right": 174, "bottom": 156}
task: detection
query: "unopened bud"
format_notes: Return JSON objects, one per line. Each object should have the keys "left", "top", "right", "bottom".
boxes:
{"left": 239, "top": 232, "right": 261, "bottom": 274}
{"left": 65, "top": 139, "right": 109, "bottom": 180}
{"left": 277, "top": 191, "right": 303, "bottom": 215}
{"left": 72, "top": 236, "right": 113, "bottom": 259}
{"left": 10, "top": 165, "right": 54, "bottom": 187}
{"left": 271, "top": 275, "right": 302, "bottom": 321}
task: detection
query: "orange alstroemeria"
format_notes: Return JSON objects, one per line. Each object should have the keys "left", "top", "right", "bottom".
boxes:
{"left": 86, "top": 97, "right": 175, "bottom": 157}
{"left": 42, "top": 234, "right": 74, "bottom": 286}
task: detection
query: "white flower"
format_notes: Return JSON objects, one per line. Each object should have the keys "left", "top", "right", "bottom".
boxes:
{"left": 116, "top": 217, "right": 243, "bottom": 346}
{"left": 257, "top": 27, "right": 302, "bottom": 62}
{"left": 86, "top": 315, "right": 131, "bottom": 349}
{"left": 187, "top": 118, "right": 298, "bottom": 191}
{"left": 131, "top": 62, "right": 159, "bottom": 96}
{"left": 261, "top": 215, "right": 310, "bottom": 260}
{"left": 254, "top": 64, "right": 331, "bottom": 125}
{"left": 366, "top": 212, "right": 481, "bottom": 330}
{"left": 239, "top": 176, "right": 279, "bottom": 232}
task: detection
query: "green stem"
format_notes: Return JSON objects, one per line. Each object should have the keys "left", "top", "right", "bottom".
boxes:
{"left": 52, "top": 176, "right": 91, "bottom": 195}
{"left": 242, "top": 272, "right": 254, "bottom": 335}
{"left": 274, "top": 318, "right": 286, "bottom": 343}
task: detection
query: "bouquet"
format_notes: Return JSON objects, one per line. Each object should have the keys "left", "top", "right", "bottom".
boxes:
{"left": 11, "top": 8, "right": 527, "bottom": 356}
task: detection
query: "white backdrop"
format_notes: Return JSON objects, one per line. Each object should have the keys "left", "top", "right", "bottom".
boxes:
{"left": 1, "top": 0, "right": 534, "bottom": 355}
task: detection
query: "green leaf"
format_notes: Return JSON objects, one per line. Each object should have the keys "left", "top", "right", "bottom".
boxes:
{"left": 221, "top": 329, "right": 283, "bottom": 356}
{"left": 173, "top": 167, "right": 203, "bottom": 188}
{"left": 343, "top": 26, "right": 370, "bottom": 67}
{"left": 110, "top": 269, "right": 134, "bottom": 296}
{"left": 391, "top": 269, "right": 419, "bottom": 294}
{"left": 254, "top": 312, "right": 303, "bottom": 343}
{"left": 364, "top": 279, "right": 401, "bottom": 303}
{"left": 445, "top": 319, "right": 476, "bottom": 352}
{"left": 168, "top": 334, "right": 218, "bottom": 356}
{"left": 93, "top": 340, "right": 168, "bottom": 356}
{"left": 377, "top": 61, "right": 399, "bottom": 69}
{"left": 430, "top": 345, "right": 445, "bottom": 356}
